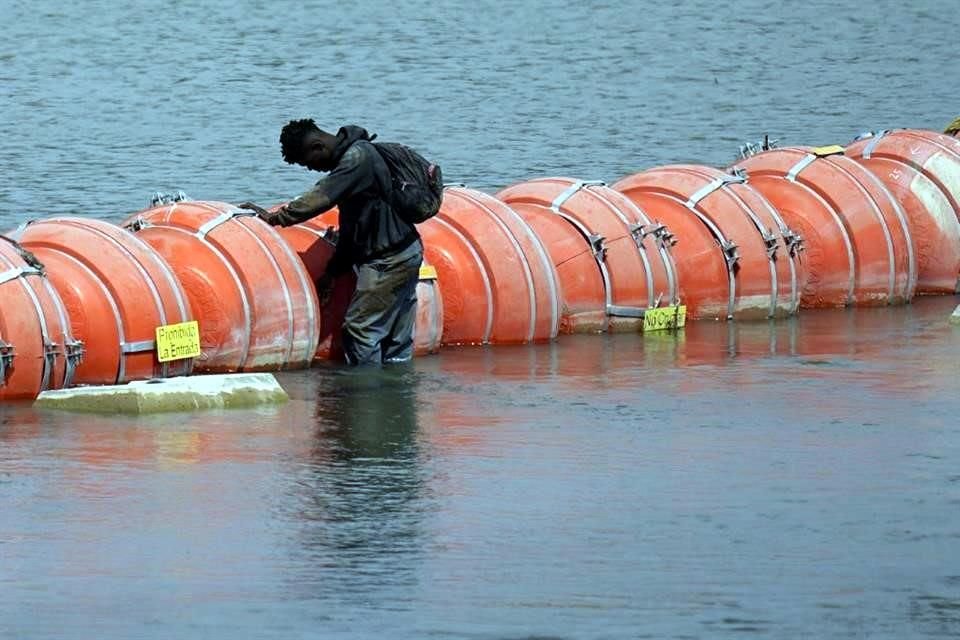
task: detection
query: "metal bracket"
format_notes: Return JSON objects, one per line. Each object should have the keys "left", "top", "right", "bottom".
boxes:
{"left": 43, "top": 340, "right": 61, "bottom": 373}
{"left": 0, "top": 234, "right": 45, "bottom": 274}
{"left": 550, "top": 180, "right": 606, "bottom": 212}
{"left": 783, "top": 229, "right": 804, "bottom": 256}
{"left": 195, "top": 209, "right": 256, "bottom": 239}
{"left": 65, "top": 339, "right": 85, "bottom": 364}
{"left": 860, "top": 129, "right": 891, "bottom": 159}
{"left": 0, "top": 339, "right": 14, "bottom": 383}
{"left": 648, "top": 223, "right": 676, "bottom": 248}
{"left": 606, "top": 304, "right": 646, "bottom": 319}
{"left": 721, "top": 240, "right": 740, "bottom": 268}
{"left": 762, "top": 231, "right": 779, "bottom": 259}
{"left": 150, "top": 191, "right": 190, "bottom": 206}
{"left": 121, "top": 340, "right": 157, "bottom": 354}
{"left": 588, "top": 233, "right": 607, "bottom": 261}
{"left": 124, "top": 216, "right": 151, "bottom": 233}
{"left": 737, "top": 134, "right": 780, "bottom": 160}
{"left": 786, "top": 153, "right": 817, "bottom": 182}
{"left": 684, "top": 173, "right": 745, "bottom": 209}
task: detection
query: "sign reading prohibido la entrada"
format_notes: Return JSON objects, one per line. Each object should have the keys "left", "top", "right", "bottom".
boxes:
{"left": 155, "top": 321, "right": 202, "bottom": 363}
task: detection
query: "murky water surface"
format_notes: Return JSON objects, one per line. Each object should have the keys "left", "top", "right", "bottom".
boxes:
{"left": 3, "top": 0, "right": 960, "bottom": 637}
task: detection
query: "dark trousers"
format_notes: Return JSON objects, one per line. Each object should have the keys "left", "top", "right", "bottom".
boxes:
{"left": 342, "top": 240, "right": 423, "bottom": 366}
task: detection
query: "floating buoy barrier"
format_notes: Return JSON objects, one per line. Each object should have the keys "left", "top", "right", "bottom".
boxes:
{"left": 498, "top": 178, "right": 678, "bottom": 332}
{"left": 0, "top": 235, "right": 81, "bottom": 400}
{"left": 123, "top": 200, "right": 319, "bottom": 373}
{"left": 732, "top": 146, "right": 915, "bottom": 307}
{"left": 9, "top": 217, "right": 193, "bottom": 385}
{"left": 846, "top": 129, "right": 960, "bottom": 294}
{"left": 276, "top": 215, "right": 444, "bottom": 360}
{"left": 4, "top": 123, "right": 960, "bottom": 405}
{"left": 419, "top": 186, "right": 560, "bottom": 344}
{"left": 613, "top": 165, "right": 801, "bottom": 320}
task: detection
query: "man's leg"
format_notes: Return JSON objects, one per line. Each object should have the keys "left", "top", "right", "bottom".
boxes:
{"left": 381, "top": 242, "right": 423, "bottom": 363}
{"left": 341, "top": 242, "right": 423, "bottom": 366}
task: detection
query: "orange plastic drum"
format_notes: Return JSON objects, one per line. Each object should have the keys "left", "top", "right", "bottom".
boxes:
{"left": 847, "top": 129, "right": 960, "bottom": 294}
{"left": 614, "top": 165, "right": 800, "bottom": 320}
{"left": 10, "top": 218, "right": 193, "bottom": 384}
{"left": 498, "top": 201, "right": 606, "bottom": 333}
{"left": 123, "top": 200, "right": 319, "bottom": 372}
{"left": 498, "top": 178, "right": 679, "bottom": 331}
{"left": 0, "top": 235, "right": 81, "bottom": 400}
{"left": 733, "top": 147, "right": 914, "bottom": 307}
{"left": 276, "top": 221, "right": 443, "bottom": 360}
{"left": 825, "top": 153, "right": 915, "bottom": 302}
{"left": 423, "top": 187, "right": 559, "bottom": 345}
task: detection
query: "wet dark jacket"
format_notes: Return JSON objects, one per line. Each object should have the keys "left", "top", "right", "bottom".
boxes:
{"left": 275, "top": 126, "right": 419, "bottom": 276}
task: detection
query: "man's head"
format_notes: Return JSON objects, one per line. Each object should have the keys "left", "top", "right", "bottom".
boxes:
{"left": 280, "top": 119, "right": 339, "bottom": 172}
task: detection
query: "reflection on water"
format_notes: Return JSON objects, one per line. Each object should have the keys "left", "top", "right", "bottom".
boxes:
{"left": 282, "top": 367, "right": 428, "bottom": 606}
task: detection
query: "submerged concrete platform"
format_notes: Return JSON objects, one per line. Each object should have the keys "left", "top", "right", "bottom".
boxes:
{"left": 34, "top": 374, "right": 288, "bottom": 414}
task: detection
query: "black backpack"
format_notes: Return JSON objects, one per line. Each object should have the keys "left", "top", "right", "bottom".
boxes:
{"left": 373, "top": 142, "right": 444, "bottom": 224}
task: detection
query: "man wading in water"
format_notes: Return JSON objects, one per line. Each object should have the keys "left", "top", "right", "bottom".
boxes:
{"left": 240, "top": 120, "right": 441, "bottom": 365}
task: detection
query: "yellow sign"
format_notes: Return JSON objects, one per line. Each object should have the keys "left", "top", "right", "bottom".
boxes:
{"left": 643, "top": 305, "right": 687, "bottom": 332}
{"left": 811, "top": 145, "right": 845, "bottom": 157}
{"left": 155, "top": 321, "right": 201, "bottom": 363}
{"left": 419, "top": 265, "right": 438, "bottom": 280}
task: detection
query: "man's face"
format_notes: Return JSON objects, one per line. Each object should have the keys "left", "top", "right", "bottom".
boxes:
{"left": 299, "top": 132, "right": 334, "bottom": 172}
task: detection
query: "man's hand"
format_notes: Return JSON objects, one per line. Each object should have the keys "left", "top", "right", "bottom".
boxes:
{"left": 236, "top": 201, "right": 268, "bottom": 216}
{"left": 237, "top": 202, "right": 284, "bottom": 226}
{"left": 317, "top": 273, "right": 335, "bottom": 307}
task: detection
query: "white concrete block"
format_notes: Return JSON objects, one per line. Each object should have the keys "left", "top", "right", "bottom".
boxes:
{"left": 34, "top": 373, "right": 288, "bottom": 413}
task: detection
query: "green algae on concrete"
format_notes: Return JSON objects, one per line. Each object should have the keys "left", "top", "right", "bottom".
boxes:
{"left": 34, "top": 374, "right": 288, "bottom": 414}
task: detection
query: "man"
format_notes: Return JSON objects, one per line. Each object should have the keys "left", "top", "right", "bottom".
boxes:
{"left": 946, "top": 116, "right": 960, "bottom": 136}
{"left": 240, "top": 119, "right": 423, "bottom": 366}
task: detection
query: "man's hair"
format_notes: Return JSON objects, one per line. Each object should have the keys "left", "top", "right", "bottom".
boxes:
{"left": 280, "top": 118, "right": 322, "bottom": 164}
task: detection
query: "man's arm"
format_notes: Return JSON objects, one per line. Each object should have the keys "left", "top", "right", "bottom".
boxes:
{"left": 273, "top": 144, "right": 374, "bottom": 227}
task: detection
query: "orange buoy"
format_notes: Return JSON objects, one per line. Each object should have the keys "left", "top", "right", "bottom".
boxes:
{"left": 498, "top": 178, "right": 679, "bottom": 331}
{"left": 276, "top": 220, "right": 443, "bottom": 359}
{"left": 0, "top": 235, "right": 82, "bottom": 400}
{"left": 500, "top": 200, "right": 607, "bottom": 333}
{"left": 10, "top": 218, "right": 193, "bottom": 385}
{"left": 846, "top": 129, "right": 960, "bottom": 294}
{"left": 420, "top": 187, "right": 560, "bottom": 345}
{"left": 123, "top": 200, "right": 319, "bottom": 372}
{"left": 613, "top": 165, "right": 801, "bottom": 320}
{"left": 733, "top": 147, "right": 915, "bottom": 307}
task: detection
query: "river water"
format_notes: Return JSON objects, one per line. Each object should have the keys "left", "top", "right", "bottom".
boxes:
{"left": 2, "top": 0, "right": 960, "bottom": 638}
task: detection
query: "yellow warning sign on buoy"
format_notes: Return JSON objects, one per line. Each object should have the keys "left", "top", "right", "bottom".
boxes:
{"left": 643, "top": 305, "right": 687, "bottom": 332}
{"left": 156, "top": 320, "right": 201, "bottom": 363}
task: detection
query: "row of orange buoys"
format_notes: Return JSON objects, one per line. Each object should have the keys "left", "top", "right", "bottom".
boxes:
{"left": 2, "top": 127, "right": 959, "bottom": 401}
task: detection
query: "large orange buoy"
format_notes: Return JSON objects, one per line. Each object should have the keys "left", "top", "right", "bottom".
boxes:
{"left": 733, "top": 147, "right": 915, "bottom": 307}
{"left": 492, "top": 200, "right": 606, "bottom": 333}
{"left": 613, "top": 165, "right": 801, "bottom": 320}
{"left": 498, "top": 178, "right": 679, "bottom": 332}
{"left": 123, "top": 200, "right": 319, "bottom": 372}
{"left": 419, "top": 187, "right": 560, "bottom": 345}
{"left": 9, "top": 218, "right": 193, "bottom": 385}
{"left": 276, "top": 218, "right": 443, "bottom": 360}
{"left": 0, "top": 235, "right": 82, "bottom": 400}
{"left": 846, "top": 129, "right": 960, "bottom": 294}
